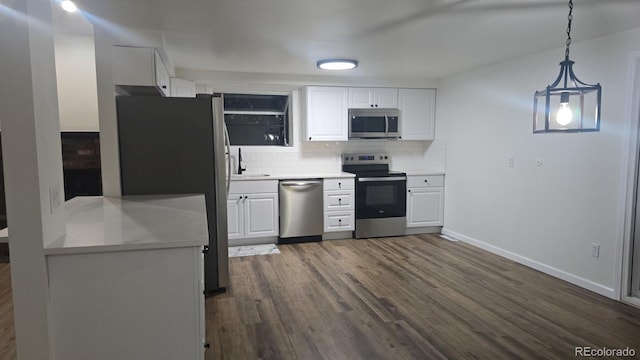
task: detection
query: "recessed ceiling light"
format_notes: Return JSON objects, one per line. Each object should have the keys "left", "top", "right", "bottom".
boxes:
{"left": 60, "top": 0, "right": 78, "bottom": 13}
{"left": 317, "top": 59, "right": 358, "bottom": 71}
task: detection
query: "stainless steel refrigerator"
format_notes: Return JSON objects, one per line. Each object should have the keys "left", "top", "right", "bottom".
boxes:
{"left": 116, "top": 94, "right": 229, "bottom": 294}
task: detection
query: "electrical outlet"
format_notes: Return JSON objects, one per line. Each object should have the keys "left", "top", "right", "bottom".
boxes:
{"left": 507, "top": 156, "right": 515, "bottom": 168}
{"left": 591, "top": 243, "right": 600, "bottom": 258}
{"left": 49, "top": 183, "right": 62, "bottom": 214}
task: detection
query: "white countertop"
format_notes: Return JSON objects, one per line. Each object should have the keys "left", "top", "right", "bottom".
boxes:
{"left": 45, "top": 195, "right": 208, "bottom": 256}
{"left": 230, "top": 172, "right": 355, "bottom": 181}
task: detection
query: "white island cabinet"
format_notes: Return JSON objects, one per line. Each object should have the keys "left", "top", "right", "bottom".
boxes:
{"left": 228, "top": 180, "right": 279, "bottom": 245}
{"left": 45, "top": 195, "right": 208, "bottom": 360}
{"left": 303, "top": 86, "right": 349, "bottom": 141}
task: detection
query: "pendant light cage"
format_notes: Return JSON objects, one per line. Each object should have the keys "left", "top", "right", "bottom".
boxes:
{"left": 533, "top": 0, "right": 601, "bottom": 133}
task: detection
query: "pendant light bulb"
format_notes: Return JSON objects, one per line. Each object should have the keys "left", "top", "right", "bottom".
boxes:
{"left": 556, "top": 103, "right": 573, "bottom": 126}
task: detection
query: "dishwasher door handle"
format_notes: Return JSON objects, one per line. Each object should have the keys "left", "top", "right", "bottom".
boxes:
{"left": 280, "top": 181, "right": 322, "bottom": 188}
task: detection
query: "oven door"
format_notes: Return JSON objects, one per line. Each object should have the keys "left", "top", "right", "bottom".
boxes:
{"left": 356, "top": 177, "right": 406, "bottom": 219}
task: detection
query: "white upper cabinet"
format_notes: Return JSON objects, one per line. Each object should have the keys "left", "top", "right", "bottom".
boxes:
{"left": 348, "top": 87, "right": 398, "bottom": 108}
{"left": 170, "top": 77, "right": 196, "bottom": 97}
{"left": 112, "top": 46, "right": 171, "bottom": 97}
{"left": 399, "top": 88, "right": 436, "bottom": 141}
{"left": 304, "top": 86, "right": 349, "bottom": 141}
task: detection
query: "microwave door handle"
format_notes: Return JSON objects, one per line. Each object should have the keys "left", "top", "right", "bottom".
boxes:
{"left": 384, "top": 114, "right": 389, "bottom": 135}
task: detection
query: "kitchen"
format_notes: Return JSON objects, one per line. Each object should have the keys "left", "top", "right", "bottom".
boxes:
{"left": 2, "top": 0, "right": 640, "bottom": 359}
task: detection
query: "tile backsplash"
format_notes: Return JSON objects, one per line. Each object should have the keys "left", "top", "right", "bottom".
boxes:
{"left": 228, "top": 139, "right": 446, "bottom": 175}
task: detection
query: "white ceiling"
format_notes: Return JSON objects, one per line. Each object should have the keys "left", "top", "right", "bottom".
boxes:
{"left": 73, "top": 0, "right": 640, "bottom": 79}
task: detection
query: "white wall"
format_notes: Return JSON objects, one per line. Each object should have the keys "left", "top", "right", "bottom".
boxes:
{"left": 438, "top": 26, "right": 640, "bottom": 298}
{"left": 0, "top": 0, "right": 68, "bottom": 357}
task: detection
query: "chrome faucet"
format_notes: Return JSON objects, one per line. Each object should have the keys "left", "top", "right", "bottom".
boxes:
{"left": 237, "top": 147, "right": 246, "bottom": 174}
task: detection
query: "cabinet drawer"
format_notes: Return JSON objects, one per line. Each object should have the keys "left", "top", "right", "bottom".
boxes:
{"left": 407, "top": 175, "right": 444, "bottom": 188}
{"left": 324, "top": 178, "right": 354, "bottom": 191}
{"left": 324, "top": 211, "right": 354, "bottom": 232}
{"left": 229, "top": 180, "right": 278, "bottom": 194}
{"left": 324, "top": 190, "right": 354, "bottom": 211}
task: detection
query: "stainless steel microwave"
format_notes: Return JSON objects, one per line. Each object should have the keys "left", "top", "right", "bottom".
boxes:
{"left": 348, "top": 108, "right": 401, "bottom": 139}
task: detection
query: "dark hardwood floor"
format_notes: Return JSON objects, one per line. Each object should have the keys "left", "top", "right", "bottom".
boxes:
{"left": 2, "top": 234, "right": 640, "bottom": 359}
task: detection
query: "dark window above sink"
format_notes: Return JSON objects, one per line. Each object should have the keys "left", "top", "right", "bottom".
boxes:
{"left": 223, "top": 93, "right": 290, "bottom": 146}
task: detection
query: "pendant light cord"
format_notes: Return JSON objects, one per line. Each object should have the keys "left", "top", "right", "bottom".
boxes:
{"left": 565, "top": 0, "right": 573, "bottom": 59}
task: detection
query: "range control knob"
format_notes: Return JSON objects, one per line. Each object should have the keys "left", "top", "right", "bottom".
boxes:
{"left": 384, "top": 156, "right": 388, "bottom": 159}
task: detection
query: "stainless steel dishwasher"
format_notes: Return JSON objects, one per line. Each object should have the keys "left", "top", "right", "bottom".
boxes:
{"left": 279, "top": 179, "right": 323, "bottom": 244}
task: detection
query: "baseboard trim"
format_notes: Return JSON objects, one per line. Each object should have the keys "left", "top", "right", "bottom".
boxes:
{"left": 441, "top": 228, "right": 616, "bottom": 299}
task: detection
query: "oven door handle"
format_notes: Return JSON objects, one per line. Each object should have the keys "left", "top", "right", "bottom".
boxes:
{"left": 358, "top": 176, "right": 407, "bottom": 182}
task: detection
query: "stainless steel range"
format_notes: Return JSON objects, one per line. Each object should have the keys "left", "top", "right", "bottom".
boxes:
{"left": 342, "top": 153, "right": 407, "bottom": 238}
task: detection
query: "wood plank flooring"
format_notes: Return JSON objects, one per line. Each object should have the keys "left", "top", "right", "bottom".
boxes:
{"left": 1, "top": 234, "right": 640, "bottom": 359}
{"left": 206, "top": 235, "right": 640, "bottom": 359}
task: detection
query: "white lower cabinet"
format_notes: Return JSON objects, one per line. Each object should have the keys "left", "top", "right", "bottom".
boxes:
{"left": 406, "top": 175, "right": 444, "bottom": 227}
{"left": 323, "top": 178, "right": 355, "bottom": 232}
{"left": 228, "top": 180, "right": 279, "bottom": 242}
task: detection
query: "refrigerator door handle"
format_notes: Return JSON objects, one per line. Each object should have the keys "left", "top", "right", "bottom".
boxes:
{"left": 223, "top": 123, "right": 231, "bottom": 199}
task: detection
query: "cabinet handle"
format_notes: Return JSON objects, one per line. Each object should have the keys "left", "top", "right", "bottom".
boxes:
{"left": 338, "top": 219, "right": 342, "bottom": 223}
{"left": 424, "top": 180, "right": 429, "bottom": 183}
{"left": 239, "top": 196, "right": 242, "bottom": 200}
{"left": 375, "top": 104, "right": 378, "bottom": 107}
{"left": 244, "top": 196, "right": 248, "bottom": 199}
{"left": 308, "top": 137, "right": 312, "bottom": 140}
{"left": 338, "top": 182, "right": 341, "bottom": 188}
{"left": 338, "top": 198, "right": 342, "bottom": 202}
{"left": 408, "top": 189, "right": 411, "bottom": 192}
{"left": 162, "top": 85, "right": 167, "bottom": 89}
{"left": 370, "top": 104, "right": 374, "bottom": 108}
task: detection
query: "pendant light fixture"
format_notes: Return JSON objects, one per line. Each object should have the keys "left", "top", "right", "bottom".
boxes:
{"left": 533, "top": 0, "right": 601, "bottom": 133}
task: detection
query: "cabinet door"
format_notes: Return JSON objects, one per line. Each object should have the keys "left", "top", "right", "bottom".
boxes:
{"left": 399, "top": 88, "right": 436, "bottom": 140}
{"left": 374, "top": 88, "right": 398, "bottom": 108}
{"left": 227, "top": 196, "right": 244, "bottom": 239}
{"left": 348, "top": 88, "right": 373, "bottom": 108}
{"left": 154, "top": 51, "right": 171, "bottom": 96}
{"left": 305, "top": 87, "right": 348, "bottom": 141}
{"left": 407, "top": 187, "right": 444, "bottom": 227}
{"left": 349, "top": 88, "right": 398, "bottom": 108}
{"left": 244, "top": 193, "right": 279, "bottom": 238}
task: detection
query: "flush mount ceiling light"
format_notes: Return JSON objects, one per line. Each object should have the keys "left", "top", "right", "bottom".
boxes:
{"left": 316, "top": 59, "right": 358, "bottom": 71}
{"left": 60, "top": 0, "right": 78, "bottom": 13}
{"left": 533, "top": 0, "right": 601, "bottom": 133}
